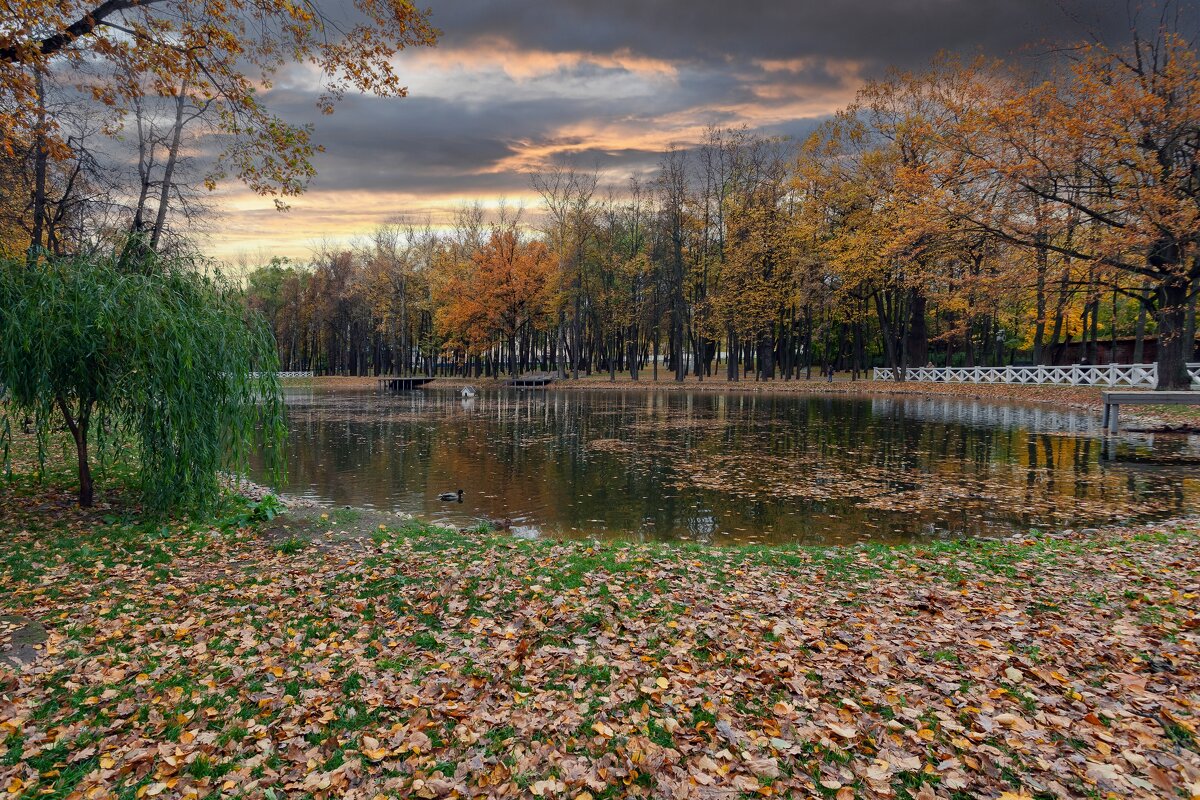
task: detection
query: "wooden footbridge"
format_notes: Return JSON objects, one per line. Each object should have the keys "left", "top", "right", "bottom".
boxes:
{"left": 1102, "top": 390, "right": 1200, "bottom": 433}
{"left": 505, "top": 373, "right": 556, "bottom": 388}
{"left": 379, "top": 377, "right": 435, "bottom": 391}
{"left": 377, "top": 374, "right": 556, "bottom": 391}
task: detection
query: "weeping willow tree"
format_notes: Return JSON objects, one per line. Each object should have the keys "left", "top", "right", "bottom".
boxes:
{"left": 0, "top": 251, "right": 286, "bottom": 510}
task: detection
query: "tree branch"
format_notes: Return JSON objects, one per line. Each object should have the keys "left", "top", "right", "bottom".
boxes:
{"left": 0, "top": 0, "right": 168, "bottom": 63}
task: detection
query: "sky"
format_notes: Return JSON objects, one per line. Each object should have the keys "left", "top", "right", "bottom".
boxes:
{"left": 205, "top": 0, "right": 1144, "bottom": 261}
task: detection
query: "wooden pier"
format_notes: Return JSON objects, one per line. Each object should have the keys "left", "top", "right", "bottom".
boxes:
{"left": 379, "top": 377, "right": 435, "bottom": 391}
{"left": 505, "top": 374, "right": 556, "bottom": 388}
{"left": 1101, "top": 390, "right": 1200, "bottom": 434}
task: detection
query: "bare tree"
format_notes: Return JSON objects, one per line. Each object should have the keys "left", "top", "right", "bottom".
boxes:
{"left": 531, "top": 166, "right": 598, "bottom": 379}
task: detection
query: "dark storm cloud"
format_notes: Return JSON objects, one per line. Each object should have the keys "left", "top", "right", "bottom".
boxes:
{"left": 427, "top": 0, "right": 1139, "bottom": 69}
{"left": 299, "top": 0, "right": 1143, "bottom": 192}
{"left": 271, "top": 48, "right": 857, "bottom": 198}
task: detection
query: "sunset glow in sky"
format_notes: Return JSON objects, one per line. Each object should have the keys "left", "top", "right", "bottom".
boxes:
{"left": 205, "top": 0, "right": 1136, "bottom": 261}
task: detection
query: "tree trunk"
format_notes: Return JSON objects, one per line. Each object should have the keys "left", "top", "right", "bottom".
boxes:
{"left": 803, "top": 309, "right": 812, "bottom": 379}
{"left": 1133, "top": 283, "right": 1149, "bottom": 364}
{"left": 905, "top": 288, "right": 928, "bottom": 367}
{"left": 726, "top": 326, "right": 738, "bottom": 381}
{"left": 28, "top": 70, "right": 49, "bottom": 261}
{"left": 1157, "top": 275, "right": 1192, "bottom": 390}
{"left": 853, "top": 317, "right": 865, "bottom": 379}
{"left": 57, "top": 396, "right": 93, "bottom": 508}
{"left": 652, "top": 326, "right": 659, "bottom": 382}
{"left": 1032, "top": 238, "right": 1048, "bottom": 364}
{"left": 555, "top": 316, "right": 567, "bottom": 379}
{"left": 609, "top": 332, "right": 616, "bottom": 382}
{"left": 873, "top": 291, "right": 901, "bottom": 380}
{"left": 572, "top": 296, "right": 582, "bottom": 380}
{"left": 1185, "top": 277, "right": 1197, "bottom": 364}
{"left": 1087, "top": 296, "right": 1100, "bottom": 365}
{"left": 149, "top": 85, "right": 188, "bottom": 251}
{"left": 965, "top": 316, "right": 976, "bottom": 368}
{"left": 628, "top": 323, "right": 639, "bottom": 381}
{"left": 1046, "top": 264, "right": 1071, "bottom": 365}
{"left": 759, "top": 329, "right": 775, "bottom": 380}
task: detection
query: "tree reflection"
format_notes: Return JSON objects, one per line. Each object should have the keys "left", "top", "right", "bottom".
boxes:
{"left": 250, "top": 388, "right": 1200, "bottom": 545}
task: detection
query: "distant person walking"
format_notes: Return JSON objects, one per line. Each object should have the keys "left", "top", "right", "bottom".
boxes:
{"left": 826, "top": 364, "right": 834, "bottom": 383}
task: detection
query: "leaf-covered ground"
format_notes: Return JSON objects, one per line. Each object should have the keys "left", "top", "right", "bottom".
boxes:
{"left": 1, "top": 480, "right": 1198, "bottom": 800}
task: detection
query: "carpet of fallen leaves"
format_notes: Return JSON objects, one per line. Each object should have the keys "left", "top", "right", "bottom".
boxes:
{"left": 1, "top": 485, "right": 1199, "bottom": 800}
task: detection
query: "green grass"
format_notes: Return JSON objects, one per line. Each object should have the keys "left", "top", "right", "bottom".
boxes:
{"left": 274, "top": 535, "right": 307, "bottom": 554}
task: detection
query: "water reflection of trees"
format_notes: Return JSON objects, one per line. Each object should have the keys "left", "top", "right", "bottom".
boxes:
{"left": 249, "top": 389, "right": 1200, "bottom": 545}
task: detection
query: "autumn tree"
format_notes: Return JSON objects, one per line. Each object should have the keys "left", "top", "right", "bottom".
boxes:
{"left": 359, "top": 222, "right": 435, "bottom": 375}
{"left": 531, "top": 167, "right": 598, "bottom": 378}
{"left": 798, "top": 116, "right": 915, "bottom": 375}
{"left": 655, "top": 147, "right": 691, "bottom": 381}
{"left": 2, "top": 0, "right": 438, "bottom": 255}
{"left": 939, "top": 26, "right": 1200, "bottom": 388}
{"left": 3, "top": 81, "right": 121, "bottom": 258}
{"left": 615, "top": 180, "right": 655, "bottom": 380}
{"left": 705, "top": 136, "right": 796, "bottom": 379}
{"left": 434, "top": 225, "right": 558, "bottom": 376}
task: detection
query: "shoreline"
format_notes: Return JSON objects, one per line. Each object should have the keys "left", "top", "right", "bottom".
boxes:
{"left": 252, "top": 487, "right": 1200, "bottom": 552}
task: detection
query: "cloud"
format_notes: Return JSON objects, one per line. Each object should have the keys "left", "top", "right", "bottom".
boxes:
{"left": 207, "top": 0, "right": 1153, "bottom": 260}
{"left": 426, "top": 0, "right": 1139, "bottom": 68}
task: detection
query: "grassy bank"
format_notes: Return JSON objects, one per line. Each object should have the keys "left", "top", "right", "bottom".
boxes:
{"left": 1, "top": 469, "right": 1197, "bottom": 799}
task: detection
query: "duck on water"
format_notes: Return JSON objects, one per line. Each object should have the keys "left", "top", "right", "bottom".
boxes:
{"left": 439, "top": 489, "right": 464, "bottom": 503}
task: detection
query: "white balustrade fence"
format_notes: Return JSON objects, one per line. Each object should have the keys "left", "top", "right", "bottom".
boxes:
{"left": 249, "top": 371, "right": 313, "bottom": 379}
{"left": 872, "top": 363, "right": 1200, "bottom": 388}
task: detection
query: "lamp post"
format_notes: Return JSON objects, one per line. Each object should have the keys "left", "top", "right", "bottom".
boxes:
{"left": 995, "top": 328, "right": 1006, "bottom": 367}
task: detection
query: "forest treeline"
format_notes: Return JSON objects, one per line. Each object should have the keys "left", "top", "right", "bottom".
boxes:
{"left": 243, "top": 28, "right": 1195, "bottom": 388}
{"left": 3, "top": 7, "right": 1197, "bottom": 388}
{"left": 243, "top": 27, "right": 1199, "bottom": 387}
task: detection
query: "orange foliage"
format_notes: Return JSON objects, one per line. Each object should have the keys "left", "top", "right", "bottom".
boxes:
{"left": 434, "top": 227, "right": 559, "bottom": 364}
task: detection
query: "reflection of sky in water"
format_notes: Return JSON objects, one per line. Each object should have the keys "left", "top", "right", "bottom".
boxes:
{"left": 249, "top": 387, "right": 1200, "bottom": 546}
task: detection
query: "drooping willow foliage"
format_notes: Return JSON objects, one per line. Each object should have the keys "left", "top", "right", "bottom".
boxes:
{"left": 0, "top": 251, "right": 286, "bottom": 511}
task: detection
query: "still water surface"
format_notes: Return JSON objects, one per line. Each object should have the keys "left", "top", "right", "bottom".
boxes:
{"left": 250, "top": 387, "right": 1200, "bottom": 545}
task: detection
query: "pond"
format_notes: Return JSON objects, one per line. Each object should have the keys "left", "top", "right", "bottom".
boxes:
{"left": 250, "top": 386, "right": 1200, "bottom": 545}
